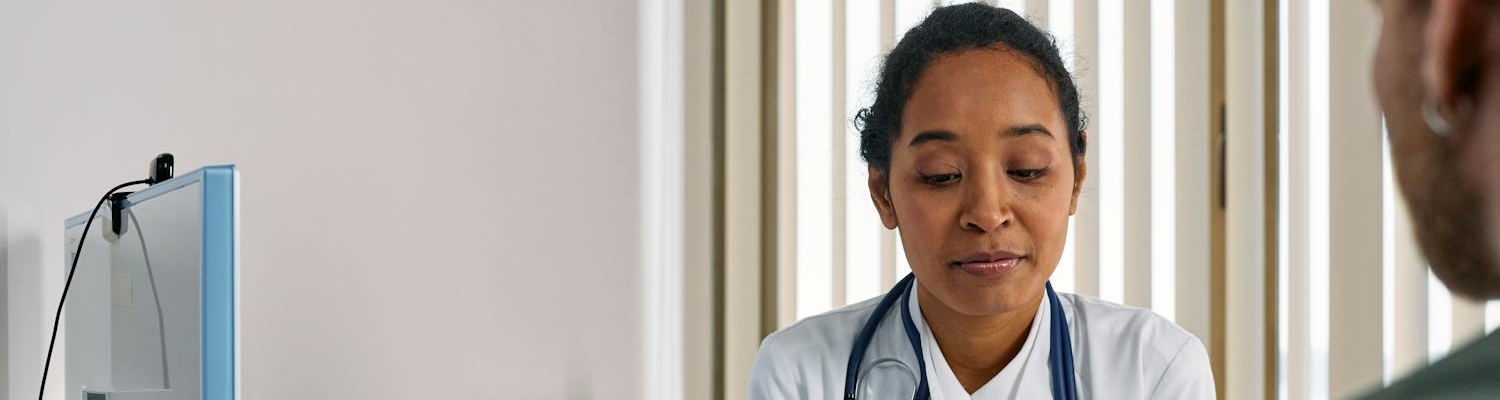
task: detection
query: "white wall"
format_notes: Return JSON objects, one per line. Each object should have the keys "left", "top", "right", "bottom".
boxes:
{"left": 0, "top": 0, "right": 648, "bottom": 398}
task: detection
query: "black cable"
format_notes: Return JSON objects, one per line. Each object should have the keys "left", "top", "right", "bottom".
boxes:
{"left": 39, "top": 179, "right": 152, "bottom": 400}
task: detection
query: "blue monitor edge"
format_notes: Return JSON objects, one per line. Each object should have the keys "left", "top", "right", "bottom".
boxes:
{"left": 62, "top": 165, "right": 238, "bottom": 400}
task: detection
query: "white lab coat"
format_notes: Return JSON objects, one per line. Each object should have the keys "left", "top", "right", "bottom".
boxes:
{"left": 747, "top": 281, "right": 1216, "bottom": 400}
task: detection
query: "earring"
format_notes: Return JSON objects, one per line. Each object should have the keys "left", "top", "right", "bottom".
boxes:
{"left": 1424, "top": 97, "right": 1472, "bottom": 137}
{"left": 1425, "top": 99, "right": 1455, "bottom": 136}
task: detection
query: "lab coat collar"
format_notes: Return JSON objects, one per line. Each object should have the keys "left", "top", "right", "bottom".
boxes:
{"left": 906, "top": 279, "right": 1052, "bottom": 399}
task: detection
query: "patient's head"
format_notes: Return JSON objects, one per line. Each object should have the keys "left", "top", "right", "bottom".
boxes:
{"left": 857, "top": 3, "right": 1086, "bottom": 316}
{"left": 1375, "top": 0, "right": 1500, "bottom": 299}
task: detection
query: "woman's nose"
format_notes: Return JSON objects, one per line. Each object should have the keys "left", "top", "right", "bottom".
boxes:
{"left": 959, "top": 176, "right": 1012, "bottom": 233}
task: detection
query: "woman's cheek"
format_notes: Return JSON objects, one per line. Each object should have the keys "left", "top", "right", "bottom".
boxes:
{"left": 893, "top": 191, "right": 955, "bottom": 267}
{"left": 1019, "top": 195, "right": 1073, "bottom": 251}
{"left": 1046, "top": 202, "right": 1075, "bottom": 254}
{"left": 894, "top": 181, "right": 950, "bottom": 224}
{"left": 896, "top": 195, "right": 944, "bottom": 237}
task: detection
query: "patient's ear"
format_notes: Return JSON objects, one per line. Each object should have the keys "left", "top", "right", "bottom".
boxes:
{"left": 868, "top": 167, "right": 899, "bottom": 229}
{"left": 1422, "top": 0, "right": 1488, "bottom": 132}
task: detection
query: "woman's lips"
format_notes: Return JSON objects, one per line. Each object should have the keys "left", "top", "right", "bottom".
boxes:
{"left": 953, "top": 257, "right": 1025, "bottom": 277}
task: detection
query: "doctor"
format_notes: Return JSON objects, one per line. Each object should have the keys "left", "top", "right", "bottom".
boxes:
{"left": 748, "top": 4, "right": 1215, "bottom": 399}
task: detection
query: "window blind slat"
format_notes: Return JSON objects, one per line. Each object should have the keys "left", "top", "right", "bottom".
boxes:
{"left": 844, "top": 0, "right": 888, "bottom": 306}
{"left": 1122, "top": 0, "right": 1153, "bottom": 310}
{"left": 1487, "top": 301, "right": 1500, "bottom": 334}
{"left": 794, "top": 0, "right": 833, "bottom": 320}
{"left": 1150, "top": 0, "right": 1179, "bottom": 323}
{"left": 1453, "top": 296, "right": 1487, "bottom": 347}
{"left": 1048, "top": 0, "right": 1078, "bottom": 294}
{"left": 1392, "top": 194, "right": 1429, "bottom": 379}
{"left": 1069, "top": 0, "right": 1101, "bottom": 298}
{"left": 1171, "top": 0, "right": 1212, "bottom": 345}
{"left": 1284, "top": 0, "right": 1315, "bottom": 396}
{"left": 830, "top": 0, "right": 849, "bottom": 310}
{"left": 1225, "top": 0, "right": 1269, "bottom": 397}
{"left": 1097, "top": 0, "right": 1126, "bottom": 305}
{"left": 777, "top": 0, "right": 802, "bottom": 330}
{"left": 1325, "top": 1, "right": 1384, "bottom": 396}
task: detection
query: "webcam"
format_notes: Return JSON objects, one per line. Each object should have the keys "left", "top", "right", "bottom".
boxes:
{"left": 150, "top": 153, "right": 174, "bottom": 184}
{"left": 110, "top": 153, "right": 175, "bottom": 236}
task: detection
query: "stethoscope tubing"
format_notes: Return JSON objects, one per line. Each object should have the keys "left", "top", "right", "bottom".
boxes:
{"left": 844, "top": 273, "right": 1077, "bottom": 400}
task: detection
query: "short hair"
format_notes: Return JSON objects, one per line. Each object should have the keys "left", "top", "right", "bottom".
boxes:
{"left": 854, "top": 3, "right": 1086, "bottom": 172}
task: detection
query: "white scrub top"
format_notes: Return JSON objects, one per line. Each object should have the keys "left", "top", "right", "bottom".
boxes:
{"left": 747, "top": 282, "right": 1215, "bottom": 400}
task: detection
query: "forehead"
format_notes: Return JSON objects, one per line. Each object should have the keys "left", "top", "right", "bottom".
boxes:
{"left": 901, "top": 48, "right": 1063, "bottom": 138}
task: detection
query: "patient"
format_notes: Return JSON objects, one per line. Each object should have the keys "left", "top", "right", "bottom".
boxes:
{"left": 1365, "top": 0, "right": 1500, "bottom": 397}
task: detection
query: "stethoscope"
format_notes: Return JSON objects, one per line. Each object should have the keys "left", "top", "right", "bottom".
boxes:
{"left": 843, "top": 273, "right": 1078, "bottom": 400}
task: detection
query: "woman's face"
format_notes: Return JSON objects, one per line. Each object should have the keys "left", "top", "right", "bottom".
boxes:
{"left": 870, "top": 47, "right": 1084, "bottom": 316}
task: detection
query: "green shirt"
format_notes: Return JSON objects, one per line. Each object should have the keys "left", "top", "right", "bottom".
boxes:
{"left": 1358, "top": 331, "right": 1500, "bottom": 399}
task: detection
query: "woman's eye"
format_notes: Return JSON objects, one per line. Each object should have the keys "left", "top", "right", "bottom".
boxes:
{"left": 1008, "top": 168, "right": 1047, "bottom": 180}
{"left": 922, "top": 173, "right": 961, "bottom": 185}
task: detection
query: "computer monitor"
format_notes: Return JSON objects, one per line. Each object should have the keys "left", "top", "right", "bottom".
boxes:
{"left": 62, "top": 165, "right": 238, "bottom": 400}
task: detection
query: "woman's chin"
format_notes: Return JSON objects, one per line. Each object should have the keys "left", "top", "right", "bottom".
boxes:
{"left": 939, "top": 283, "right": 1044, "bottom": 316}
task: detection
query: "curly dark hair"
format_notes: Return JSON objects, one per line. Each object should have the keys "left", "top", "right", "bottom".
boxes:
{"left": 854, "top": 3, "right": 1086, "bottom": 173}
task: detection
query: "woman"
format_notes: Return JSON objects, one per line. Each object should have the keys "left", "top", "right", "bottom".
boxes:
{"left": 748, "top": 4, "right": 1215, "bottom": 399}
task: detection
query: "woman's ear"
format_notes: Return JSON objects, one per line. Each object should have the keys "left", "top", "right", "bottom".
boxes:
{"left": 868, "top": 166, "right": 900, "bottom": 229}
{"left": 1422, "top": 0, "right": 1488, "bottom": 122}
{"left": 1069, "top": 131, "right": 1088, "bottom": 216}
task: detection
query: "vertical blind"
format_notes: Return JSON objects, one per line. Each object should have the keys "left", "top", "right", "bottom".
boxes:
{"left": 774, "top": 0, "right": 1500, "bottom": 399}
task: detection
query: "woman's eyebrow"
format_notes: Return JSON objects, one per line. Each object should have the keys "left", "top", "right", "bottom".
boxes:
{"left": 1006, "top": 124, "right": 1053, "bottom": 139}
{"left": 908, "top": 130, "right": 957, "bottom": 147}
{"left": 908, "top": 125, "right": 1052, "bottom": 147}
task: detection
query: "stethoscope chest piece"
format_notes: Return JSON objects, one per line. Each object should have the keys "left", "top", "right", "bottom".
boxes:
{"left": 857, "top": 357, "right": 919, "bottom": 400}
